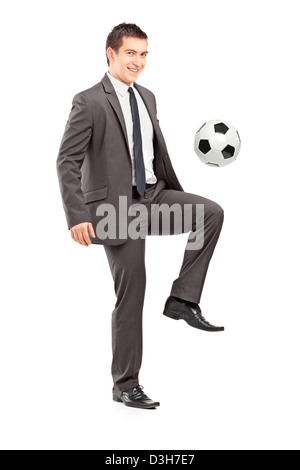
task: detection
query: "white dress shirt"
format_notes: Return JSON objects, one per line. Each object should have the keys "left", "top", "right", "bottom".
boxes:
{"left": 106, "top": 71, "right": 157, "bottom": 185}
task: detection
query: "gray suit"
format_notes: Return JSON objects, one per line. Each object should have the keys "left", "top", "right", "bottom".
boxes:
{"left": 56, "top": 73, "right": 184, "bottom": 242}
{"left": 56, "top": 73, "right": 224, "bottom": 396}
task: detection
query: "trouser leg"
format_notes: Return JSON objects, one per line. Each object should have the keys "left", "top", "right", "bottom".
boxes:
{"left": 149, "top": 187, "right": 224, "bottom": 305}
{"left": 103, "top": 235, "right": 146, "bottom": 397}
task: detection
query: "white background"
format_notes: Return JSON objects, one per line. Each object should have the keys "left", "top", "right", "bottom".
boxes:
{"left": 1, "top": 0, "right": 299, "bottom": 450}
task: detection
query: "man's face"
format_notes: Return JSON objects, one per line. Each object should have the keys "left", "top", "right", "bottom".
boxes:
{"left": 107, "top": 36, "right": 148, "bottom": 86}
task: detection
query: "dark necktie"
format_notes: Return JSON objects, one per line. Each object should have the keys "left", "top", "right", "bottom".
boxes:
{"left": 128, "top": 86, "right": 146, "bottom": 196}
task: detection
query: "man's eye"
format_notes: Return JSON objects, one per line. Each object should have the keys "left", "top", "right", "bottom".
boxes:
{"left": 127, "top": 52, "right": 147, "bottom": 56}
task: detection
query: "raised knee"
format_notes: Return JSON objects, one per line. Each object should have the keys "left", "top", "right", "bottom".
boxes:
{"left": 216, "top": 203, "right": 224, "bottom": 221}
{"left": 209, "top": 203, "right": 224, "bottom": 226}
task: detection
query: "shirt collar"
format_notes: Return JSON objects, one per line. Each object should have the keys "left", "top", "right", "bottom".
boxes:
{"left": 106, "top": 71, "right": 134, "bottom": 97}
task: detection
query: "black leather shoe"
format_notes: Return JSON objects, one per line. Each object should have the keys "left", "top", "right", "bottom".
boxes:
{"left": 163, "top": 296, "right": 224, "bottom": 332}
{"left": 113, "top": 385, "right": 160, "bottom": 409}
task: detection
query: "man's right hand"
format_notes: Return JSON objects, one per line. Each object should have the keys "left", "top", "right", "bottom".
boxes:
{"left": 70, "top": 222, "right": 96, "bottom": 246}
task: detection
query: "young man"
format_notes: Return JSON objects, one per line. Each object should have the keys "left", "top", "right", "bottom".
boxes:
{"left": 56, "top": 22, "right": 225, "bottom": 410}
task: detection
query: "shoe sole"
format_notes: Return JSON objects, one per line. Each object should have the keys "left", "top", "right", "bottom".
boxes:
{"left": 113, "top": 395, "right": 160, "bottom": 409}
{"left": 163, "top": 308, "right": 224, "bottom": 332}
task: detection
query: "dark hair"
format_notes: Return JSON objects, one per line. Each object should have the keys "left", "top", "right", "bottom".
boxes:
{"left": 106, "top": 22, "right": 148, "bottom": 67}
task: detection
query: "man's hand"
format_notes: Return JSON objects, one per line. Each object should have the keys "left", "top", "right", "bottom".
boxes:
{"left": 70, "top": 222, "right": 96, "bottom": 246}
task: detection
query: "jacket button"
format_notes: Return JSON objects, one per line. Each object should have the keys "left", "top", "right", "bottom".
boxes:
{"left": 165, "top": 155, "right": 168, "bottom": 158}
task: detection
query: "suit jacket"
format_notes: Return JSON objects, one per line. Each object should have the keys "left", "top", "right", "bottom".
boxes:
{"left": 56, "top": 72, "right": 184, "bottom": 245}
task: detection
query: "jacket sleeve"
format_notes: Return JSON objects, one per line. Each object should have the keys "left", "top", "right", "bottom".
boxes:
{"left": 56, "top": 93, "right": 93, "bottom": 230}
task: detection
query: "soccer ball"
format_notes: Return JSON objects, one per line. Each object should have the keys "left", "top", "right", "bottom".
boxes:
{"left": 194, "top": 120, "right": 241, "bottom": 167}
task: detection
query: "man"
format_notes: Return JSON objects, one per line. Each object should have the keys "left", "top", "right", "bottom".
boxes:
{"left": 56, "top": 22, "right": 225, "bottom": 410}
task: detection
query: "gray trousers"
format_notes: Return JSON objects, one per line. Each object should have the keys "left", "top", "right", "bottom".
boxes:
{"left": 103, "top": 179, "right": 224, "bottom": 396}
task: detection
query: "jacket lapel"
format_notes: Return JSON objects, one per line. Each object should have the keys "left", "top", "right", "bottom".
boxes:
{"left": 101, "top": 73, "right": 164, "bottom": 161}
{"left": 102, "top": 74, "right": 131, "bottom": 158}
{"left": 133, "top": 82, "right": 161, "bottom": 139}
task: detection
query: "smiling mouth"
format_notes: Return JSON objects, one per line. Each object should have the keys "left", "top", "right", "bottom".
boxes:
{"left": 127, "top": 67, "right": 139, "bottom": 73}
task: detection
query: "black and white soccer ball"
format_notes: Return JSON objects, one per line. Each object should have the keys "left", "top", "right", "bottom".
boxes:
{"left": 194, "top": 120, "right": 241, "bottom": 167}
